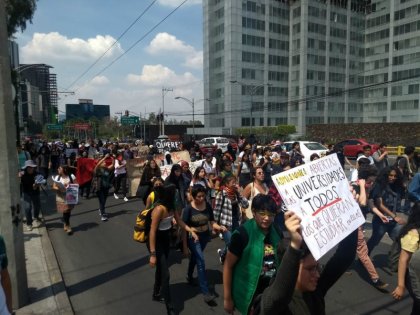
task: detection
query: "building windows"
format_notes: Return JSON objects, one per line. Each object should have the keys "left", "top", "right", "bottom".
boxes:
{"left": 242, "top": 1, "right": 266, "bottom": 14}
{"left": 408, "top": 84, "right": 419, "bottom": 94}
{"left": 292, "top": 55, "right": 300, "bottom": 65}
{"left": 268, "top": 87, "right": 288, "bottom": 97}
{"left": 242, "top": 68, "right": 256, "bottom": 80}
{"left": 268, "top": 55, "right": 288, "bottom": 66}
{"left": 242, "top": 34, "right": 265, "bottom": 47}
{"left": 242, "top": 51, "right": 265, "bottom": 64}
{"left": 293, "top": 23, "right": 301, "bottom": 34}
{"left": 242, "top": 17, "right": 265, "bottom": 30}
{"left": 241, "top": 117, "right": 251, "bottom": 126}
{"left": 308, "top": 22, "right": 326, "bottom": 34}
{"left": 268, "top": 71, "right": 288, "bottom": 81}
{"left": 293, "top": 6, "right": 301, "bottom": 18}
{"left": 214, "top": 7, "right": 224, "bottom": 19}
{"left": 269, "top": 22, "right": 289, "bottom": 34}
{"left": 269, "top": 38, "right": 289, "bottom": 50}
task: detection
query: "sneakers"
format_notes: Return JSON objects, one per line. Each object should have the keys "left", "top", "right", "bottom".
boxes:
{"left": 372, "top": 279, "right": 389, "bottom": 292}
{"left": 203, "top": 293, "right": 216, "bottom": 304}
{"left": 101, "top": 214, "right": 108, "bottom": 221}
{"left": 124, "top": 196, "right": 129, "bottom": 202}
{"left": 32, "top": 219, "right": 41, "bottom": 228}
{"left": 114, "top": 193, "right": 119, "bottom": 199}
{"left": 66, "top": 226, "right": 73, "bottom": 235}
{"left": 217, "top": 249, "right": 225, "bottom": 264}
{"left": 219, "top": 233, "right": 224, "bottom": 240}
{"left": 26, "top": 224, "right": 33, "bottom": 231}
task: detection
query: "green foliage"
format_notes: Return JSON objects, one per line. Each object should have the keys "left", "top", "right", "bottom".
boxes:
{"left": 6, "top": 0, "right": 37, "bottom": 37}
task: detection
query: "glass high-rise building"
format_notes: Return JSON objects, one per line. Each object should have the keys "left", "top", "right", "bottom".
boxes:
{"left": 203, "top": 0, "right": 420, "bottom": 135}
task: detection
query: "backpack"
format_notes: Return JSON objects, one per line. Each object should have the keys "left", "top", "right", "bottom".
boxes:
{"left": 133, "top": 192, "right": 156, "bottom": 243}
{"left": 388, "top": 228, "right": 420, "bottom": 272}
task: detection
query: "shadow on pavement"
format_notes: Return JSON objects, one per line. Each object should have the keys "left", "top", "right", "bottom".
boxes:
{"left": 66, "top": 256, "right": 149, "bottom": 296}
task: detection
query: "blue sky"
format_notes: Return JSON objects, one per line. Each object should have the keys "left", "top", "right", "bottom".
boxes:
{"left": 15, "top": 0, "right": 204, "bottom": 121}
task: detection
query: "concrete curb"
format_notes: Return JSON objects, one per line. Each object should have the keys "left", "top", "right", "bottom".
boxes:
{"left": 15, "top": 222, "right": 74, "bottom": 315}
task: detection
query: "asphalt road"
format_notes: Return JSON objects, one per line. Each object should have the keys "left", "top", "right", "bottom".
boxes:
{"left": 41, "top": 181, "right": 412, "bottom": 315}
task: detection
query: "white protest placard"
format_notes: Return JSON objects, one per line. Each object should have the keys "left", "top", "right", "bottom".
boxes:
{"left": 272, "top": 153, "right": 364, "bottom": 260}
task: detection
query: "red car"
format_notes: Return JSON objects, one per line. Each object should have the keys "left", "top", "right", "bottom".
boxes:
{"left": 334, "top": 139, "right": 380, "bottom": 158}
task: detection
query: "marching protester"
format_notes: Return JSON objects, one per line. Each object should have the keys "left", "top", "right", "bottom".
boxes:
{"left": 0, "top": 234, "right": 12, "bottom": 315}
{"left": 391, "top": 202, "right": 420, "bottom": 315}
{"left": 214, "top": 175, "right": 244, "bottom": 264}
{"left": 352, "top": 165, "right": 389, "bottom": 291}
{"left": 20, "top": 160, "right": 42, "bottom": 231}
{"left": 252, "top": 210, "right": 358, "bottom": 315}
{"left": 52, "top": 165, "right": 77, "bottom": 234}
{"left": 182, "top": 185, "right": 225, "bottom": 303}
{"left": 242, "top": 166, "right": 269, "bottom": 220}
{"left": 148, "top": 184, "right": 184, "bottom": 315}
{"left": 223, "top": 194, "right": 283, "bottom": 315}
{"left": 113, "top": 152, "right": 128, "bottom": 202}
{"left": 367, "top": 166, "right": 406, "bottom": 255}
{"left": 237, "top": 152, "right": 252, "bottom": 188}
{"left": 36, "top": 143, "right": 51, "bottom": 179}
{"left": 91, "top": 154, "right": 114, "bottom": 222}
{"left": 145, "top": 177, "right": 164, "bottom": 209}
{"left": 164, "top": 164, "right": 188, "bottom": 209}
{"left": 138, "top": 159, "right": 161, "bottom": 205}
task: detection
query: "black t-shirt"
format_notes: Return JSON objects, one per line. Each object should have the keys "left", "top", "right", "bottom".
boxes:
{"left": 182, "top": 203, "right": 215, "bottom": 237}
{"left": 370, "top": 183, "right": 403, "bottom": 213}
{"left": 21, "top": 172, "right": 40, "bottom": 194}
{"left": 229, "top": 226, "right": 277, "bottom": 297}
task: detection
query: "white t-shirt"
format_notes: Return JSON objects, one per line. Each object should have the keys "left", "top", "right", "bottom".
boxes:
{"left": 114, "top": 159, "right": 127, "bottom": 175}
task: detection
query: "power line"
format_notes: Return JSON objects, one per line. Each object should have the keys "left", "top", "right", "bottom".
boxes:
{"left": 65, "top": 0, "right": 158, "bottom": 91}
{"left": 74, "top": 0, "right": 188, "bottom": 93}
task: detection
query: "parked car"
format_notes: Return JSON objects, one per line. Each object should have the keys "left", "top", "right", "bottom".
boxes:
{"left": 283, "top": 141, "right": 328, "bottom": 164}
{"left": 334, "top": 139, "right": 379, "bottom": 158}
{"left": 198, "top": 137, "right": 230, "bottom": 153}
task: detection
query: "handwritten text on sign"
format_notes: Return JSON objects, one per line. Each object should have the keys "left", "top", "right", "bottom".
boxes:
{"left": 272, "top": 153, "right": 364, "bottom": 260}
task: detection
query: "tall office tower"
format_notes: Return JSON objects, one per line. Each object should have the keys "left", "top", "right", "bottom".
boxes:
{"left": 203, "top": 0, "right": 420, "bottom": 136}
{"left": 19, "top": 64, "right": 59, "bottom": 124}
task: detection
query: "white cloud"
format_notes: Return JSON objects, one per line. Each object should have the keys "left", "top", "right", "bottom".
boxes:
{"left": 158, "top": 0, "right": 201, "bottom": 7}
{"left": 127, "top": 64, "right": 197, "bottom": 86}
{"left": 91, "top": 76, "right": 110, "bottom": 85}
{"left": 146, "top": 32, "right": 203, "bottom": 69}
{"left": 20, "top": 32, "right": 123, "bottom": 63}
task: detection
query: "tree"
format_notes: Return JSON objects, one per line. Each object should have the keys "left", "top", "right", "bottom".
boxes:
{"left": 6, "top": 0, "right": 37, "bottom": 37}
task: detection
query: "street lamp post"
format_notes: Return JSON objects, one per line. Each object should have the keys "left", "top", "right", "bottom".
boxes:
{"left": 162, "top": 87, "right": 173, "bottom": 135}
{"left": 230, "top": 80, "right": 271, "bottom": 134}
{"left": 175, "top": 97, "right": 210, "bottom": 140}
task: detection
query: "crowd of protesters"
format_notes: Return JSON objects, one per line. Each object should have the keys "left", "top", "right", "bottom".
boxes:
{"left": 12, "top": 136, "right": 420, "bottom": 315}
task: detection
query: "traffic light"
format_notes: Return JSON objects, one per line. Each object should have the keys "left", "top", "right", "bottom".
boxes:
{"left": 125, "top": 110, "right": 129, "bottom": 117}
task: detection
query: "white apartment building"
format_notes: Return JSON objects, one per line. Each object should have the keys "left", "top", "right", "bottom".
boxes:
{"left": 202, "top": 0, "right": 420, "bottom": 136}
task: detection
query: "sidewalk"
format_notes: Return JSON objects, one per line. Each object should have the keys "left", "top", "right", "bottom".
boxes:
{"left": 15, "top": 220, "right": 73, "bottom": 315}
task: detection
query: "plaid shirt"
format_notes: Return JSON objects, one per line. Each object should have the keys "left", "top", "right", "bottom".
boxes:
{"left": 213, "top": 190, "right": 234, "bottom": 227}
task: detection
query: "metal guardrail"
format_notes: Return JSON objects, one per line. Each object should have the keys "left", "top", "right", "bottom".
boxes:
{"left": 387, "top": 146, "right": 420, "bottom": 156}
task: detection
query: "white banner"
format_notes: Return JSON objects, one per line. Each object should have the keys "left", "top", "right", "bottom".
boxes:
{"left": 272, "top": 153, "right": 364, "bottom": 260}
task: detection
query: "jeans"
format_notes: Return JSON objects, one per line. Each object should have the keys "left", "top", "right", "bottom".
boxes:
{"left": 367, "top": 215, "right": 402, "bottom": 255}
{"left": 22, "top": 191, "right": 41, "bottom": 226}
{"left": 187, "top": 234, "right": 210, "bottom": 295}
{"left": 96, "top": 187, "right": 109, "bottom": 215}
{"left": 221, "top": 214, "right": 240, "bottom": 257}
{"left": 114, "top": 173, "right": 127, "bottom": 197}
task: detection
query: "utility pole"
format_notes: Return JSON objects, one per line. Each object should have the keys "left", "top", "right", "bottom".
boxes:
{"left": 0, "top": 0, "right": 29, "bottom": 308}
{"left": 161, "top": 87, "right": 173, "bottom": 135}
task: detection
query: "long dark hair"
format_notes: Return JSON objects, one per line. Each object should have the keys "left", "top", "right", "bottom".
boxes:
{"left": 399, "top": 203, "right": 420, "bottom": 240}
{"left": 166, "top": 164, "right": 182, "bottom": 189}
{"left": 143, "top": 159, "right": 161, "bottom": 180}
{"left": 155, "top": 184, "right": 176, "bottom": 209}
{"left": 193, "top": 166, "right": 205, "bottom": 181}
{"left": 374, "top": 166, "right": 404, "bottom": 192}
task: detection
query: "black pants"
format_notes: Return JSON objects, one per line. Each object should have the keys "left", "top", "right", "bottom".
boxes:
{"left": 114, "top": 173, "right": 127, "bottom": 197}
{"left": 97, "top": 187, "right": 110, "bottom": 215}
{"left": 149, "top": 229, "right": 172, "bottom": 304}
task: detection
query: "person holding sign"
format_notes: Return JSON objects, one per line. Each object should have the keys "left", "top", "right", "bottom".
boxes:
{"left": 252, "top": 210, "right": 357, "bottom": 315}
{"left": 223, "top": 195, "right": 283, "bottom": 315}
{"left": 52, "top": 165, "right": 77, "bottom": 234}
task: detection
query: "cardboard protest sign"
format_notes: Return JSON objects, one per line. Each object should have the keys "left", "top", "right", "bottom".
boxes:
{"left": 65, "top": 184, "right": 79, "bottom": 205}
{"left": 272, "top": 153, "right": 364, "bottom": 260}
{"left": 126, "top": 156, "right": 147, "bottom": 196}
